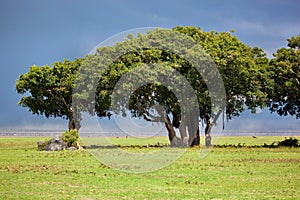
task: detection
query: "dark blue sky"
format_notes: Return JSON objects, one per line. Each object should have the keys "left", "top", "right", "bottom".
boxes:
{"left": 0, "top": 0, "right": 299, "bottom": 132}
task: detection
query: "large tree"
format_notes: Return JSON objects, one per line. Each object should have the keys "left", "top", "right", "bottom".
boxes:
{"left": 174, "top": 27, "right": 270, "bottom": 145}
{"left": 75, "top": 30, "right": 207, "bottom": 146}
{"left": 75, "top": 27, "right": 269, "bottom": 146}
{"left": 16, "top": 27, "right": 270, "bottom": 146}
{"left": 268, "top": 35, "right": 300, "bottom": 118}
{"left": 16, "top": 59, "right": 82, "bottom": 130}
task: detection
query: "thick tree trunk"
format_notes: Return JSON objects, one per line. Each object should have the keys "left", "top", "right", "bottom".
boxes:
{"left": 68, "top": 118, "right": 76, "bottom": 131}
{"left": 190, "top": 127, "right": 200, "bottom": 147}
{"left": 179, "top": 123, "right": 188, "bottom": 146}
{"left": 174, "top": 113, "right": 200, "bottom": 147}
{"left": 187, "top": 116, "right": 200, "bottom": 147}
{"left": 68, "top": 101, "right": 82, "bottom": 131}
{"left": 165, "top": 115, "right": 182, "bottom": 146}
{"left": 163, "top": 111, "right": 200, "bottom": 147}
{"left": 68, "top": 112, "right": 81, "bottom": 131}
{"left": 172, "top": 113, "right": 181, "bottom": 129}
{"left": 172, "top": 114, "right": 188, "bottom": 147}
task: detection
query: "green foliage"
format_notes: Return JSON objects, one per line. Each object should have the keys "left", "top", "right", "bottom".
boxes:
{"left": 174, "top": 26, "right": 270, "bottom": 117}
{"left": 268, "top": 35, "right": 300, "bottom": 118}
{"left": 76, "top": 26, "right": 270, "bottom": 145}
{"left": 62, "top": 129, "right": 79, "bottom": 148}
{"left": 287, "top": 35, "right": 300, "bottom": 49}
{"left": 16, "top": 59, "right": 82, "bottom": 130}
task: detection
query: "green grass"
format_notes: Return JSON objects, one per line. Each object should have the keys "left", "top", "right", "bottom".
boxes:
{"left": 0, "top": 136, "right": 299, "bottom": 199}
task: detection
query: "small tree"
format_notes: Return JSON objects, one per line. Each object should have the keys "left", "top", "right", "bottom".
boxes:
{"left": 16, "top": 59, "right": 82, "bottom": 130}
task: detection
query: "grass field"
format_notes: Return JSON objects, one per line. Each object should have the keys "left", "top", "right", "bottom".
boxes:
{"left": 0, "top": 136, "right": 299, "bottom": 199}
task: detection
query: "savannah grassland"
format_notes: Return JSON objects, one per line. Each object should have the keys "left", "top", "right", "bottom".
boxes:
{"left": 0, "top": 136, "right": 299, "bottom": 199}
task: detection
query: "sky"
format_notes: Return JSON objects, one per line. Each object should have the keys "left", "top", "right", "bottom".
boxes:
{"left": 0, "top": 0, "right": 299, "bottom": 133}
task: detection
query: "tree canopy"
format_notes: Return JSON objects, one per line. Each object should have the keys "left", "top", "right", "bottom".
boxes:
{"left": 268, "top": 35, "right": 300, "bottom": 118}
{"left": 75, "top": 27, "right": 269, "bottom": 146}
{"left": 16, "top": 59, "right": 82, "bottom": 130}
{"left": 173, "top": 27, "right": 270, "bottom": 142}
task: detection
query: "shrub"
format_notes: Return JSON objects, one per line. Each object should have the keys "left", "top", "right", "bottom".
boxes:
{"left": 62, "top": 129, "right": 79, "bottom": 148}
{"left": 278, "top": 137, "right": 299, "bottom": 147}
{"left": 37, "top": 140, "right": 49, "bottom": 151}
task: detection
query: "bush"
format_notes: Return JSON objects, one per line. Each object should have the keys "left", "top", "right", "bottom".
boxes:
{"left": 278, "top": 137, "right": 299, "bottom": 147}
{"left": 62, "top": 129, "right": 79, "bottom": 148}
{"left": 37, "top": 140, "right": 49, "bottom": 151}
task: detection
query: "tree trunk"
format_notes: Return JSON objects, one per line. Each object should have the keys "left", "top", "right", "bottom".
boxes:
{"left": 179, "top": 122, "right": 188, "bottom": 146}
{"left": 204, "top": 110, "right": 223, "bottom": 147}
{"left": 68, "top": 117, "right": 81, "bottom": 131}
{"left": 165, "top": 121, "right": 176, "bottom": 142}
{"left": 68, "top": 112, "right": 81, "bottom": 131}
{"left": 164, "top": 112, "right": 200, "bottom": 147}
{"left": 68, "top": 101, "right": 82, "bottom": 131}
{"left": 205, "top": 118, "right": 212, "bottom": 147}
{"left": 175, "top": 114, "right": 189, "bottom": 146}
{"left": 68, "top": 118, "right": 76, "bottom": 131}
{"left": 190, "top": 127, "right": 200, "bottom": 147}
{"left": 187, "top": 116, "right": 200, "bottom": 146}
{"left": 165, "top": 115, "right": 181, "bottom": 146}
